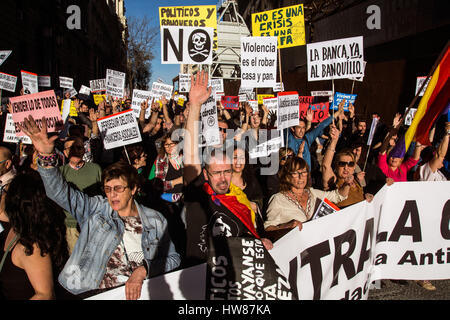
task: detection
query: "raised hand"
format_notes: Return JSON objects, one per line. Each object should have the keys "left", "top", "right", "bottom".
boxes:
{"left": 329, "top": 124, "right": 340, "bottom": 141}
{"left": 189, "top": 70, "right": 212, "bottom": 107}
{"left": 348, "top": 103, "right": 355, "bottom": 118}
{"left": 18, "top": 116, "right": 58, "bottom": 155}
{"left": 140, "top": 99, "right": 149, "bottom": 111}
{"left": 306, "top": 108, "right": 313, "bottom": 123}
{"left": 393, "top": 112, "right": 402, "bottom": 128}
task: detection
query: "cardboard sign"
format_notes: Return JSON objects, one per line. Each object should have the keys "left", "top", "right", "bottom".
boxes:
{"left": 262, "top": 97, "right": 278, "bottom": 113}
{"left": 220, "top": 96, "right": 239, "bottom": 110}
{"left": 0, "top": 72, "right": 17, "bottom": 92}
{"left": 331, "top": 92, "right": 357, "bottom": 111}
{"left": 106, "top": 69, "right": 126, "bottom": 99}
{"left": 208, "top": 78, "right": 224, "bottom": 93}
{"left": 273, "top": 82, "right": 284, "bottom": 92}
{"left": 38, "top": 76, "right": 51, "bottom": 87}
{"left": 79, "top": 85, "right": 91, "bottom": 96}
{"left": 161, "top": 26, "right": 214, "bottom": 65}
{"left": 277, "top": 91, "right": 299, "bottom": 130}
{"left": 307, "top": 36, "right": 364, "bottom": 81}
{"left": 9, "top": 90, "right": 63, "bottom": 136}
{"left": 252, "top": 4, "right": 305, "bottom": 49}
{"left": 3, "top": 114, "right": 32, "bottom": 144}
{"left": 415, "top": 76, "right": 431, "bottom": 96}
{"left": 21, "top": 70, "right": 38, "bottom": 94}
{"left": 93, "top": 94, "right": 106, "bottom": 106}
{"left": 0, "top": 50, "right": 12, "bottom": 66}
{"left": 131, "top": 89, "right": 152, "bottom": 119}
{"left": 404, "top": 107, "right": 417, "bottom": 126}
{"left": 200, "top": 95, "right": 220, "bottom": 147}
{"left": 90, "top": 78, "right": 106, "bottom": 93}
{"left": 97, "top": 109, "right": 142, "bottom": 150}
{"left": 241, "top": 36, "right": 278, "bottom": 88}
{"left": 59, "top": 76, "right": 74, "bottom": 89}
{"left": 178, "top": 73, "right": 191, "bottom": 92}
{"left": 159, "top": 5, "right": 218, "bottom": 51}
{"left": 238, "top": 94, "right": 248, "bottom": 102}
{"left": 257, "top": 94, "right": 274, "bottom": 105}
{"left": 151, "top": 82, "right": 173, "bottom": 101}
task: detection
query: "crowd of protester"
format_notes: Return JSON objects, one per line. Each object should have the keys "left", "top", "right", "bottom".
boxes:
{"left": 0, "top": 71, "right": 449, "bottom": 299}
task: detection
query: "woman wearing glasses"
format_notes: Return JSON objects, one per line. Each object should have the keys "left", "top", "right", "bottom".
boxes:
{"left": 18, "top": 116, "right": 180, "bottom": 300}
{"left": 264, "top": 157, "right": 351, "bottom": 235}
{"left": 321, "top": 125, "right": 373, "bottom": 208}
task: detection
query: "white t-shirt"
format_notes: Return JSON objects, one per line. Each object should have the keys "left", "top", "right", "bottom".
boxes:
{"left": 418, "top": 162, "right": 447, "bottom": 181}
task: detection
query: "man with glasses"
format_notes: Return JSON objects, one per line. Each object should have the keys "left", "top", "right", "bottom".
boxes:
{"left": 182, "top": 71, "right": 273, "bottom": 268}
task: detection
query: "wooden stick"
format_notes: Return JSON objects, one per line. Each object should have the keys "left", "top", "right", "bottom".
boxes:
{"left": 278, "top": 48, "right": 283, "bottom": 85}
{"left": 351, "top": 80, "right": 355, "bottom": 94}
{"left": 123, "top": 146, "right": 131, "bottom": 165}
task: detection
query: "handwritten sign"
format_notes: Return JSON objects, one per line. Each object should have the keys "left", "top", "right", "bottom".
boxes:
{"left": 97, "top": 109, "right": 142, "bottom": 150}
{"left": 220, "top": 96, "right": 239, "bottom": 110}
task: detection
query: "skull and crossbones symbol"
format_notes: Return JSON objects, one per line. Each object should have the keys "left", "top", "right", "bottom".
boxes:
{"left": 189, "top": 32, "right": 209, "bottom": 58}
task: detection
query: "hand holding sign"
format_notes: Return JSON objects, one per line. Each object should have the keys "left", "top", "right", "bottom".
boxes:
{"left": 18, "top": 115, "right": 58, "bottom": 155}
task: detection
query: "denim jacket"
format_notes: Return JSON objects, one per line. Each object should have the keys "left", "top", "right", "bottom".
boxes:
{"left": 37, "top": 165, "right": 180, "bottom": 295}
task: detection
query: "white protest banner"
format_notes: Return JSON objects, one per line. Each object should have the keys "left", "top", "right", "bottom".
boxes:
{"left": 79, "top": 85, "right": 91, "bottom": 96}
{"left": 87, "top": 263, "right": 207, "bottom": 300}
{"left": 200, "top": 95, "right": 220, "bottom": 147}
{"left": 131, "top": 89, "right": 153, "bottom": 119}
{"left": 10, "top": 90, "right": 63, "bottom": 136}
{"left": 348, "top": 61, "right": 367, "bottom": 82}
{"left": 59, "top": 76, "right": 74, "bottom": 89}
{"left": 161, "top": 26, "right": 214, "bottom": 65}
{"left": 38, "top": 75, "right": 51, "bottom": 87}
{"left": 178, "top": 73, "right": 191, "bottom": 93}
{"left": 248, "top": 100, "right": 258, "bottom": 112}
{"left": 90, "top": 78, "right": 106, "bottom": 93}
{"left": 307, "top": 36, "right": 364, "bottom": 81}
{"left": 151, "top": 82, "right": 173, "bottom": 101}
{"left": 273, "top": 82, "right": 284, "bottom": 92}
{"left": 241, "top": 36, "right": 277, "bottom": 88}
{"left": 277, "top": 92, "right": 299, "bottom": 130}
{"left": 415, "top": 76, "right": 431, "bottom": 96}
{"left": 262, "top": 97, "right": 278, "bottom": 113}
{"left": 0, "top": 50, "right": 12, "bottom": 66}
{"left": 208, "top": 78, "right": 224, "bottom": 93}
{"left": 0, "top": 72, "right": 17, "bottom": 92}
{"left": 106, "top": 69, "right": 126, "bottom": 99}
{"left": 3, "top": 114, "right": 32, "bottom": 145}
{"left": 21, "top": 70, "right": 38, "bottom": 94}
{"left": 404, "top": 107, "right": 417, "bottom": 126}
{"left": 97, "top": 109, "right": 142, "bottom": 150}
{"left": 269, "top": 181, "right": 450, "bottom": 300}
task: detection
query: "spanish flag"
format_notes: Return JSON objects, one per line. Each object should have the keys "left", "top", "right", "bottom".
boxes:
{"left": 405, "top": 44, "right": 450, "bottom": 150}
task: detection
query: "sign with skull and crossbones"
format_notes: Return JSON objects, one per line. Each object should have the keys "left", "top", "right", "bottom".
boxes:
{"left": 161, "top": 26, "right": 213, "bottom": 64}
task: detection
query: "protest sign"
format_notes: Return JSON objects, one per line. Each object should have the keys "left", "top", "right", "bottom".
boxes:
{"left": 97, "top": 109, "right": 142, "bottom": 150}
{"left": 106, "top": 69, "right": 126, "bottom": 99}
{"left": 308, "top": 103, "right": 329, "bottom": 123}
{"left": 257, "top": 94, "right": 274, "bottom": 105}
{"left": 298, "top": 95, "right": 314, "bottom": 115}
{"left": 159, "top": 5, "right": 218, "bottom": 51}
{"left": 93, "top": 94, "right": 106, "bottom": 106}
{"left": 269, "top": 181, "right": 450, "bottom": 300}
{"left": 38, "top": 76, "right": 51, "bottom": 87}
{"left": 311, "top": 90, "right": 334, "bottom": 103}
{"left": 178, "top": 73, "right": 191, "bottom": 92}
{"left": 0, "top": 50, "right": 12, "bottom": 66}
{"left": 240, "top": 37, "right": 278, "bottom": 88}
{"left": 3, "top": 114, "right": 32, "bottom": 144}
{"left": 220, "top": 96, "right": 239, "bottom": 110}
{"left": 65, "top": 88, "right": 77, "bottom": 98}
{"left": 249, "top": 134, "right": 283, "bottom": 159}
{"left": 9, "top": 90, "right": 63, "bottom": 136}
{"left": 208, "top": 78, "right": 224, "bottom": 93}
{"left": 331, "top": 92, "right": 357, "bottom": 111}
{"left": 87, "top": 263, "right": 207, "bottom": 300}
{"left": 307, "top": 36, "right": 364, "bottom": 81}
{"left": 311, "top": 198, "right": 340, "bottom": 220}
{"left": 61, "top": 99, "right": 72, "bottom": 122}
{"left": 239, "top": 87, "right": 255, "bottom": 100}
{"left": 161, "top": 26, "right": 214, "bottom": 65}
{"left": 21, "top": 70, "right": 38, "bottom": 94}
{"left": 415, "top": 76, "right": 431, "bottom": 96}
{"left": 79, "top": 85, "right": 91, "bottom": 96}
{"left": 206, "top": 237, "right": 296, "bottom": 300}
{"left": 199, "top": 95, "right": 220, "bottom": 147}
{"left": 0, "top": 72, "right": 17, "bottom": 92}
{"left": 177, "top": 97, "right": 185, "bottom": 107}
{"left": 404, "top": 107, "right": 417, "bottom": 126}
{"left": 90, "top": 78, "right": 106, "bottom": 93}
{"left": 273, "top": 82, "right": 284, "bottom": 92}
{"left": 366, "top": 117, "right": 379, "bottom": 146}
{"left": 348, "top": 61, "right": 367, "bottom": 82}
{"left": 151, "top": 82, "right": 173, "bottom": 101}
{"left": 248, "top": 100, "right": 258, "bottom": 112}
{"left": 214, "top": 92, "right": 224, "bottom": 104}
{"left": 131, "top": 89, "right": 152, "bottom": 119}
{"left": 262, "top": 97, "right": 278, "bottom": 113}
{"left": 277, "top": 91, "right": 299, "bottom": 130}
{"left": 59, "top": 76, "right": 73, "bottom": 89}
{"left": 238, "top": 94, "right": 248, "bottom": 102}
{"left": 252, "top": 4, "right": 305, "bottom": 49}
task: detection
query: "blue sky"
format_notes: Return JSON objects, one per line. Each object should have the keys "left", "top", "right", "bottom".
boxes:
{"left": 125, "top": 0, "right": 220, "bottom": 86}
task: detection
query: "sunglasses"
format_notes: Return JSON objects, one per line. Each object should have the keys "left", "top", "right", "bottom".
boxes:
{"left": 337, "top": 161, "right": 355, "bottom": 167}
{"left": 219, "top": 127, "right": 227, "bottom": 132}
{"left": 281, "top": 154, "right": 293, "bottom": 161}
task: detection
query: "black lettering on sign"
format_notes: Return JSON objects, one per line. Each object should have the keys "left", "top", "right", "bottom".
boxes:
{"left": 163, "top": 28, "right": 183, "bottom": 62}
{"left": 357, "top": 218, "right": 374, "bottom": 273}
{"left": 331, "top": 229, "right": 356, "bottom": 288}
{"left": 441, "top": 199, "right": 450, "bottom": 239}
{"left": 388, "top": 200, "right": 422, "bottom": 242}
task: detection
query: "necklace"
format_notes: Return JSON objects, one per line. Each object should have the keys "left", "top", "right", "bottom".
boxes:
{"left": 283, "top": 189, "right": 312, "bottom": 220}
